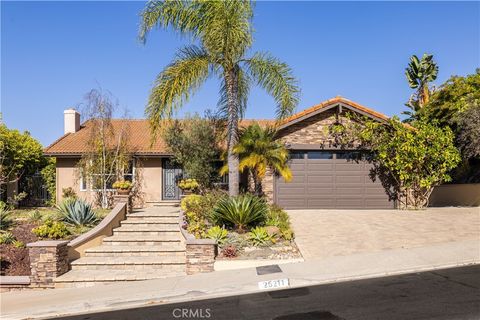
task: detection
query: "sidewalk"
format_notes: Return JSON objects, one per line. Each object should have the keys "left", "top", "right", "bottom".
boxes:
{"left": 2, "top": 239, "right": 479, "bottom": 320}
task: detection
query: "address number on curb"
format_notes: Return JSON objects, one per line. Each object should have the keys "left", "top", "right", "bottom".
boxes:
{"left": 258, "top": 278, "right": 289, "bottom": 290}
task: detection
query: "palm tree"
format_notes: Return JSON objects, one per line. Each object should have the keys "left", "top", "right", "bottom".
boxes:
{"left": 139, "top": 0, "right": 299, "bottom": 196}
{"left": 222, "top": 123, "right": 292, "bottom": 196}
{"left": 403, "top": 54, "right": 438, "bottom": 122}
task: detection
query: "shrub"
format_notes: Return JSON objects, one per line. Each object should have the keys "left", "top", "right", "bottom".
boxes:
{"left": 112, "top": 180, "right": 133, "bottom": 190}
{"left": 27, "top": 210, "right": 43, "bottom": 223}
{"left": 62, "top": 187, "right": 77, "bottom": 200}
{"left": 0, "top": 202, "right": 13, "bottom": 231}
{"left": 32, "top": 220, "right": 70, "bottom": 239}
{"left": 248, "top": 226, "right": 273, "bottom": 247}
{"left": 178, "top": 178, "right": 199, "bottom": 192}
{"left": 206, "top": 226, "right": 228, "bottom": 244}
{"left": 12, "top": 240, "right": 25, "bottom": 248}
{"left": 181, "top": 192, "right": 227, "bottom": 238}
{"left": 212, "top": 194, "right": 268, "bottom": 232}
{"left": 56, "top": 198, "right": 98, "bottom": 226}
{"left": 221, "top": 245, "right": 238, "bottom": 258}
{"left": 0, "top": 231, "right": 16, "bottom": 244}
{"left": 265, "top": 204, "right": 293, "bottom": 240}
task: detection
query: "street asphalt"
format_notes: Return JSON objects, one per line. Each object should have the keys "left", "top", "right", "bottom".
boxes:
{"left": 55, "top": 264, "right": 480, "bottom": 320}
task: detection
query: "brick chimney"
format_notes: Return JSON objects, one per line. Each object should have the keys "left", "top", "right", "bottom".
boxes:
{"left": 64, "top": 108, "right": 80, "bottom": 134}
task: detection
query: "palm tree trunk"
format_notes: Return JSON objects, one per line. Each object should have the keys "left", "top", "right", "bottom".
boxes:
{"left": 225, "top": 69, "right": 240, "bottom": 196}
{"left": 252, "top": 170, "right": 263, "bottom": 196}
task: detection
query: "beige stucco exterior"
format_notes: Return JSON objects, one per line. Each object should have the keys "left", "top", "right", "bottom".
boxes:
{"left": 55, "top": 157, "right": 165, "bottom": 206}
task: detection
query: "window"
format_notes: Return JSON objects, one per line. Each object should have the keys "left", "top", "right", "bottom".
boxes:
{"left": 289, "top": 151, "right": 305, "bottom": 159}
{"left": 90, "top": 159, "right": 135, "bottom": 191}
{"left": 80, "top": 174, "right": 87, "bottom": 191}
{"left": 307, "top": 151, "right": 333, "bottom": 159}
{"left": 336, "top": 151, "right": 363, "bottom": 160}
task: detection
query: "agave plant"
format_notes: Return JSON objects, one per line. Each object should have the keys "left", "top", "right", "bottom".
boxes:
{"left": 212, "top": 194, "right": 268, "bottom": 232}
{"left": 206, "top": 226, "right": 228, "bottom": 244}
{"left": 0, "top": 202, "right": 13, "bottom": 231}
{"left": 0, "top": 231, "right": 16, "bottom": 244}
{"left": 56, "top": 198, "right": 98, "bottom": 227}
{"left": 248, "top": 226, "right": 272, "bottom": 247}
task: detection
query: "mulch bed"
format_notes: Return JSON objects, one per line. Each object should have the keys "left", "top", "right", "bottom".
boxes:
{"left": 0, "top": 222, "right": 39, "bottom": 276}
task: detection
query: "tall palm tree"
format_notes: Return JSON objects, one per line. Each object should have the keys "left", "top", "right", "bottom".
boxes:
{"left": 139, "top": 0, "right": 299, "bottom": 196}
{"left": 403, "top": 54, "right": 438, "bottom": 122}
{"left": 222, "top": 123, "right": 292, "bottom": 196}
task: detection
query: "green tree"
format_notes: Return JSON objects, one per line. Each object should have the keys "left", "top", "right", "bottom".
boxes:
{"left": 421, "top": 70, "right": 480, "bottom": 182}
{"left": 139, "top": 0, "right": 299, "bottom": 196}
{"left": 422, "top": 69, "right": 480, "bottom": 129}
{"left": 403, "top": 54, "right": 438, "bottom": 123}
{"left": 40, "top": 158, "right": 56, "bottom": 206}
{"left": 0, "top": 124, "right": 44, "bottom": 194}
{"left": 163, "top": 113, "right": 224, "bottom": 189}
{"left": 358, "top": 118, "right": 461, "bottom": 209}
{"left": 222, "top": 123, "right": 292, "bottom": 196}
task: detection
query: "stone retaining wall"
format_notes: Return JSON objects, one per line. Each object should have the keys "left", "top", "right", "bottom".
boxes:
{"left": 179, "top": 211, "right": 217, "bottom": 275}
{"left": 27, "top": 241, "right": 70, "bottom": 289}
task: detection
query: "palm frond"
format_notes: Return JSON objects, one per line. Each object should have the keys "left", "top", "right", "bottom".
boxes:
{"left": 200, "top": 0, "right": 253, "bottom": 63}
{"left": 146, "top": 45, "right": 211, "bottom": 137}
{"left": 245, "top": 52, "right": 300, "bottom": 120}
{"left": 139, "top": 0, "right": 201, "bottom": 43}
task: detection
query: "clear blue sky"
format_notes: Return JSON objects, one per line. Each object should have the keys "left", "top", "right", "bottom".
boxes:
{"left": 2, "top": 1, "right": 479, "bottom": 146}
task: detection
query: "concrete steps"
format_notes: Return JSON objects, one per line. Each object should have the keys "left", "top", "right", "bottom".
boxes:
{"left": 55, "top": 270, "right": 184, "bottom": 288}
{"left": 84, "top": 245, "right": 185, "bottom": 257}
{"left": 71, "top": 256, "right": 186, "bottom": 271}
{"left": 54, "top": 206, "right": 186, "bottom": 288}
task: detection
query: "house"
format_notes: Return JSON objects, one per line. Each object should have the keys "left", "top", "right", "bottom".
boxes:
{"left": 44, "top": 97, "right": 396, "bottom": 209}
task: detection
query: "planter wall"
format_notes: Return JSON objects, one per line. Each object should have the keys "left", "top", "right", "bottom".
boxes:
{"left": 429, "top": 183, "right": 480, "bottom": 207}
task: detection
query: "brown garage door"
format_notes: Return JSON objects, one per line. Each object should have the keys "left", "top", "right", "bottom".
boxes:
{"left": 275, "top": 151, "right": 394, "bottom": 209}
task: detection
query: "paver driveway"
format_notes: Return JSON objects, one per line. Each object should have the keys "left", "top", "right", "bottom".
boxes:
{"left": 288, "top": 207, "right": 480, "bottom": 260}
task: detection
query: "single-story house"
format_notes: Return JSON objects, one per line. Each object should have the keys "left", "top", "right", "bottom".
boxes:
{"left": 44, "top": 96, "right": 396, "bottom": 209}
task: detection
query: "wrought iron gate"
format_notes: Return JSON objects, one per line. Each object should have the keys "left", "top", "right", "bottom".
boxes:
{"left": 162, "top": 159, "right": 183, "bottom": 200}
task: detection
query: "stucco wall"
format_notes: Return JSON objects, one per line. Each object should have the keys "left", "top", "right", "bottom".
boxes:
{"left": 429, "top": 184, "right": 480, "bottom": 207}
{"left": 138, "top": 157, "right": 163, "bottom": 203}
{"left": 55, "top": 157, "right": 164, "bottom": 206}
{"left": 55, "top": 158, "right": 91, "bottom": 203}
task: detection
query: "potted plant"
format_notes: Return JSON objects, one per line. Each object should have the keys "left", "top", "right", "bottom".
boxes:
{"left": 112, "top": 180, "right": 133, "bottom": 195}
{"left": 178, "top": 178, "right": 199, "bottom": 196}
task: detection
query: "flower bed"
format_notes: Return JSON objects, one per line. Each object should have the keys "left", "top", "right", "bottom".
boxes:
{"left": 180, "top": 192, "right": 301, "bottom": 260}
{"left": 0, "top": 201, "right": 110, "bottom": 276}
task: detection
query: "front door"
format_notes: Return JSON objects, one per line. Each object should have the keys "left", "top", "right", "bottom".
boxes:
{"left": 162, "top": 158, "right": 183, "bottom": 200}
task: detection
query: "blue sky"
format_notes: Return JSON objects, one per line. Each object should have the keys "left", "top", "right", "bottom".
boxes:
{"left": 2, "top": 1, "right": 479, "bottom": 146}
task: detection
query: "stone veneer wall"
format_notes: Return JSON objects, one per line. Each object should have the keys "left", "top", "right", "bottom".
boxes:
{"left": 185, "top": 241, "right": 217, "bottom": 275}
{"left": 262, "top": 109, "right": 359, "bottom": 203}
{"left": 27, "top": 241, "right": 70, "bottom": 289}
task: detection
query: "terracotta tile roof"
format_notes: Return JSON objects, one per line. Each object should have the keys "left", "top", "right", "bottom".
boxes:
{"left": 45, "top": 97, "right": 400, "bottom": 156}
{"left": 280, "top": 96, "right": 391, "bottom": 126}
{"left": 44, "top": 119, "right": 275, "bottom": 156}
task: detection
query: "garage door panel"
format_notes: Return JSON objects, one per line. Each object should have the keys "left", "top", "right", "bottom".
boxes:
{"left": 307, "top": 162, "right": 334, "bottom": 170}
{"left": 307, "top": 176, "right": 334, "bottom": 183}
{"left": 335, "top": 188, "right": 364, "bottom": 195}
{"left": 275, "top": 151, "right": 394, "bottom": 209}
{"left": 335, "top": 163, "right": 364, "bottom": 171}
{"left": 336, "top": 176, "right": 363, "bottom": 183}
{"left": 306, "top": 187, "right": 334, "bottom": 195}
{"left": 277, "top": 199, "right": 306, "bottom": 209}
{"left": 307, "top": 199, "right": 336, "bottom": 207}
